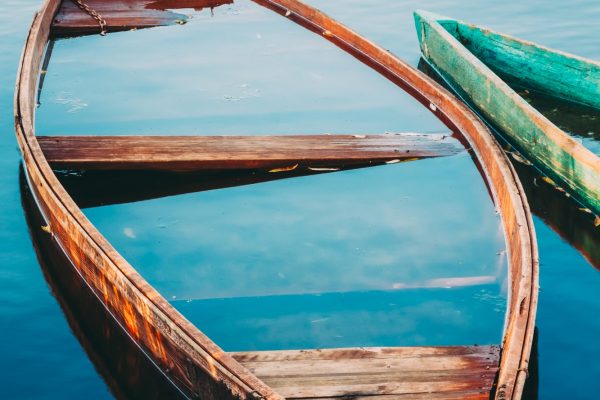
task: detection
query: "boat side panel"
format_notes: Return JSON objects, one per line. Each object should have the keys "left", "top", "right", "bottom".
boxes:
{"left": 415, "top": 11, "right": 600, "bottom": 216}
{"left": 456, "top": 22, "right": 600, "bottom": 110}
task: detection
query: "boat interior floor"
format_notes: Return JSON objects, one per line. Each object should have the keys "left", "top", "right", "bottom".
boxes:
{"left": 231, "top": 345, "right": 501, "bottom": 399}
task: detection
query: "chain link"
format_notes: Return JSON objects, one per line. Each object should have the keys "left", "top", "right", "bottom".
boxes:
{"left": 71, "top": 0, "right": 107, "bottom": 36}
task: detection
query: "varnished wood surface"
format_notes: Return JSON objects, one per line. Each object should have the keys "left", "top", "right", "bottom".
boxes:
{"left": 52, "top": 0, "right": 184, "bottom": 35}
{"left": 16, "top": 0, "right": 537, "bottom": 399}
{"left": 38, "top": 133, "right": 462, "bottom": 171}
{"left": 232, "top": 346, "right": 500, "bottom": 399}
{"left": 52, "top": 0, "right": 233, "bottom": 36}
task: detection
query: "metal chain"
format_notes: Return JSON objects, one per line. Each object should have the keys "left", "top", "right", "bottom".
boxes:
{"left": 70, "top": 0, "right": 107, "bottom": 36}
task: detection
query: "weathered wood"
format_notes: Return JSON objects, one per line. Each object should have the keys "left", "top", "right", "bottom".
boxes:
{"left": 51, "top": 0, "right": 232, "bottom": 36}
{"left": 414, "top": 10, "right": 600, "bottom": 216}
{"left": 38, "top": 133, "right": 461, "bottom": 171}
{"left": 232, "top": 346, "right": 500, "bottom": 399}
{"left": 16, "top": 1, "right": 537, "bottom": 399}
{"left": 457, "top": 23, "right": 600, "bottom": 110}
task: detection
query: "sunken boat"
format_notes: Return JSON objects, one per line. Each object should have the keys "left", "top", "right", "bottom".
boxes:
{"left": 16, "top": 1, "right": 538, "bottom": 399}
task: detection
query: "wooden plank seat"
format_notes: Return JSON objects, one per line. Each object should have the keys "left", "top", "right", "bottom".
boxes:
{"left": 37, "top": 133, "right": 463, "bottom": 171}
{"left": 51, "top": 0, "right": 235, "bottom": 36}
{"left": 231, "top": 346, "right": 501, "bottom": 399}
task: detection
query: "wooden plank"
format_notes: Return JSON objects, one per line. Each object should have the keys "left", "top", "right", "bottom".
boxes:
{"left": 294, "top": 394, "right": 491, "bottom": 400}
{"left": 38, "top": 133, "right": 463, "bottom": 171}
{"left": 51, "top": 0, "right": 233, "bottom": 36}
{"left": 231, "top": 346, "right": 500, "bottom": 399}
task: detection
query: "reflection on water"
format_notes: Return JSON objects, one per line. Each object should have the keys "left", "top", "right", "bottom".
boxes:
{"left": 36, "top": 0, "right": 444, "bottom": 135}
{"left": 56, "top": 168, "right": 328, "bottom": 208}
{"left": 82, "top": 155, "right": 507, "bottom": 349}
{"left": 20, "top": 171, "right": 187, "bottom": 400}
{"left": 174, "top": 285, "right": 505, "bottom": 351}
{"left": 515, "top": 86, "right": 600, "bottom": 156}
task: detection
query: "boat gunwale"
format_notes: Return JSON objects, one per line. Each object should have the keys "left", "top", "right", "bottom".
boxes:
{"left": 14, "top": 1, "right": 278, "bottom": 398}
{"left": 458, "top": 15, "right": 600, "bottom": 170}
{"left": 15, "top": 1, "right": 538, "bottom": 399}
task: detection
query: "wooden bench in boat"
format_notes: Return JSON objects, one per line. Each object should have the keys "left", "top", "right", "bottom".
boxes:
{"left": 231, "top": 346, "right": 501, "bottom": 399}
{"left": 37, "top": 133, "right": 462, "bottom": 171}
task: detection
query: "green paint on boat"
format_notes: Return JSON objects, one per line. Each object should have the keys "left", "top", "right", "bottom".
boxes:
{"left": 414, "top": 10, "right": 600, "bottom": 215}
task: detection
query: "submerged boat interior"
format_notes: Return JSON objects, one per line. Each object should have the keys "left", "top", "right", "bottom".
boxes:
{"left": 16, "top": 1, "right": 538, "bottom": 399}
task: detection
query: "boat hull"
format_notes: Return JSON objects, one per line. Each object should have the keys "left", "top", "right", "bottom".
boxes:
{"left": 414, "top": 10, "right": 600, "bottom": 215}
{"left": 15, "top": 1, "right": 537, "bottom": 399}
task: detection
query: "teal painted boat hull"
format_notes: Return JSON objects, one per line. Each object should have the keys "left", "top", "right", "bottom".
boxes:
{"left": 414, "top": 10, "right": 600, "bottom": 215}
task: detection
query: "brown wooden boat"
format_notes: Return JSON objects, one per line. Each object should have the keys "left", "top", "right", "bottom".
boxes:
{"left": 15, "top": 1, "right": 538, "bottom": 399}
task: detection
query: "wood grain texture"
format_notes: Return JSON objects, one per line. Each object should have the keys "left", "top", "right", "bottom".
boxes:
{"left": 414, "top": 9, "right": 600, "bottom": 216}
{"left": 38, "top": 133, "right": 462, "bottom": 171}
{"left": 51, "top": 0, "right": 232, "bottom": 36}
{"left": 232, "top": 346, "right": 500, "bottom": 399}
{"left": 457, "top": 23, "right": 600, "bottom": 110}
{"left": 16, "top": 1, "right": 537, "bottom": 399}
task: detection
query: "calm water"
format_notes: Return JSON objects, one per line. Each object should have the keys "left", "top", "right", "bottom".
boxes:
{"left": 1, "top": 0, "right": 599, "bottom": 399}
{"left": 39, "top": 0, "right": 506, "bottom": 352}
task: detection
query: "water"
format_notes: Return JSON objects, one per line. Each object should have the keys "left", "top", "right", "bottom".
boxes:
{"left": 1, "top": 1, "right": 599, "bottom": 399}
{"left": 39, "top": 0, "right": 507, "bottom": 352}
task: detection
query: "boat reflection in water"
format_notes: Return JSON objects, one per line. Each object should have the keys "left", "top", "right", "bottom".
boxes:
{"left": 512, "top": 89, "right": 600, "bottom": 270}
{"left": 20, "top": 168, "right": 186, "bottom": 400}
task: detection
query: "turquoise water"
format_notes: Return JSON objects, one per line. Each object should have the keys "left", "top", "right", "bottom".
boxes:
{"left": 39, "top": 0, "right": 506, "bottom": 352}
{"left": 1, "top": 0, "right": 599, "bottom": 399}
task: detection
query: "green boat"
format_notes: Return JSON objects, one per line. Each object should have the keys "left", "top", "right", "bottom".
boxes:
{"left": 414, "top": 10, "right": 600, "bottom": 215}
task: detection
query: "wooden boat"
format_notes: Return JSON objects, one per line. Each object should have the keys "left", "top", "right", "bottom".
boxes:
{"left": 15, "top": 1, "right": 537, "bottom": 399}
{"left": 414, "top": 10, "right": 600, "bottom": 215}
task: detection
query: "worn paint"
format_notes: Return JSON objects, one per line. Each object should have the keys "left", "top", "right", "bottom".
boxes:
{"left": 414, "top": 10, "right": 600, "bottom": 215}
{"left": 15, "top": 1, "right": 537, "bottom": 399}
